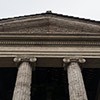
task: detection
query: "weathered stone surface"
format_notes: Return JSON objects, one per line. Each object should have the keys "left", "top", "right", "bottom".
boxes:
{"left": 0, "top": 13, "right": 100, "bottom": 33}
{"left": 12, "top": 62, "right": 32, "bottom": 100}
{"left": 67, "top": 62, "right": 88, "bottom": 100}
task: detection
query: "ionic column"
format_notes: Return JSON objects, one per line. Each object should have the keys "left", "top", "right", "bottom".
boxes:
{"left": 63, "top": 58, "right": 88, "bottom": 100}
{"left": 12, "top": 57, "right": 37, "bottom": 100}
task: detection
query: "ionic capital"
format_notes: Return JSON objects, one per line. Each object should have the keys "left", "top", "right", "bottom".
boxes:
{"left": 13, "top": 57, "right": 37, "bottom": 63}
{"left": 63, "top": 58, "right": 86, "bottom": 63}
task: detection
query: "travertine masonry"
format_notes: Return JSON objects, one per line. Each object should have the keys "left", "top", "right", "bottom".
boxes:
{"left": 12, "top": 62, "right": 32, "bottom": 100}
{"left": 67, "top": 62, "right": 88, "bottom": 100}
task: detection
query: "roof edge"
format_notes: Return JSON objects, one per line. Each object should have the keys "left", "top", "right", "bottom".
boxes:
{"left": 0, "top": 11, "right": 100, "bottom": 25}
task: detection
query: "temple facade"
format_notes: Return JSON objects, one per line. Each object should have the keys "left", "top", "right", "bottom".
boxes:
{"left": 0, "top": 11, "right": 100, "bottom": 100}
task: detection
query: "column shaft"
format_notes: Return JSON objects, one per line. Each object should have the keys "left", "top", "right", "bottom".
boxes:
{"left": 67, "top": 62, "right": 88, "bottom": 100}
{"left": 12, "top": 62, "right": 32, "bottom": 100}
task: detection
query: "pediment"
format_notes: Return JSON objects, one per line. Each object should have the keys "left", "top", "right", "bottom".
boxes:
{"left": 0, "top": 12, "right": 100, "bottom": 33}
{"left": 0, "top": 12, "right": 100, "bottom": 58}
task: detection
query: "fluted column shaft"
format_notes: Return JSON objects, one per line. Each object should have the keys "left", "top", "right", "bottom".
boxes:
{"left": 13, "top": 62, "right": 32, "bottom": 100}
{"left": 12, "top": 57, "right": 37, "bottom": 100}
{"left": 63, "top": 58, "right": 88, "bottom": 100}
{"left": 68, "top": 62, "right": 87, "bottom": 100}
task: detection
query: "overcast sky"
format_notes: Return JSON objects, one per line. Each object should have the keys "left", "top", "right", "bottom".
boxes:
{"left": 0, "top": 0, "right": 100, "bottom": 21}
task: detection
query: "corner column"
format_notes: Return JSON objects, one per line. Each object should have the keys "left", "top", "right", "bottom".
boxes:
{"left": 12, "top": 57, "right": 37, "bottom": 100}
{"left": 63, "top": 58, "right": 88, "bottom": 100}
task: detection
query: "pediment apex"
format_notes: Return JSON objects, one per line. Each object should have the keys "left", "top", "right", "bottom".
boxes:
{"left": 0, "top": 12, "right": 100, "bottom": 33}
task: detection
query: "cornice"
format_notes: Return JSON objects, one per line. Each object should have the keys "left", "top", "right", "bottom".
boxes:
{"left": 0, "top": 32, "right": 100, "bottom": 35}
{"left": 0, "top": 32, "right": 99, "bottom": 46}
{"left": 0, "top": 12, "right": 100, "bottom": 25}
{"left": 0, "top": 32, "right": 100, "bottom": 38}
{"left": 0, "top": 41, "right": 99, "bottom": 47}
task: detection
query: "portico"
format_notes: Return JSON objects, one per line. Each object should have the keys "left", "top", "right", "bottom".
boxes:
{"left": 0, "top": 11, "right": 100, "bottom": 100}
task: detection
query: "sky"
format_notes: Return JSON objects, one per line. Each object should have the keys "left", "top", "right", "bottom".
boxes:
{"left": 0, "top": 0, "right": 100, "bottom": 21}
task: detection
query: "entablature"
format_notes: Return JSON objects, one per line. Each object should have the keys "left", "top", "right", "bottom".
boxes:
{"left": 0, "top": 32, "right": 100, "bottom": 47}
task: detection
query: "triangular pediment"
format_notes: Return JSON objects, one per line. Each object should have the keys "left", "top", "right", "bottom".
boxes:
{"left": 0, "top": 12, "right": 100, "bottom": 57}
{"left": 0, "top": 12, "right": 100, "bottom": 33}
